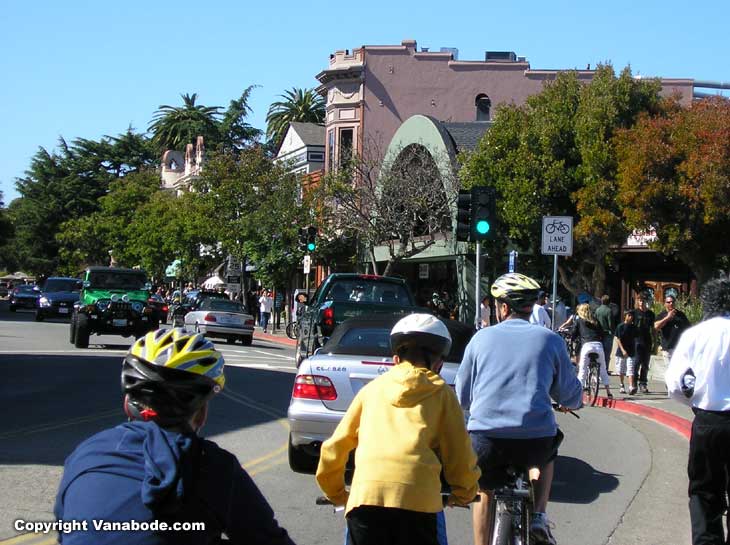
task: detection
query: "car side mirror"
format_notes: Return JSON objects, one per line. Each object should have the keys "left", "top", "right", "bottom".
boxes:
{"left": 83, "top": 280, "right": 91, "bottom": 288}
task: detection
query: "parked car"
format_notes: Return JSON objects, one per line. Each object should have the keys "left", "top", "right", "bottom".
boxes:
{"left": 70, "top": 267, "right": 155, "bottom": 349}
{"left": 287, "top": 314, "right": 474, "bottom": 473}
{"left": 295, "top": 273, "right": 421, "bottom": 366}
{"left": 147, "top": 293, "right": 169, "bottom": 324}
{"left": 183, "top": 297, "right": 255, "bottom": 345}
{"left": 170, "top": 290, "right": 229, "bottom": 327}
{"left": 9, "top": 284, "right": 40, "bottom": 311}
{"left": 0, "top": 281, "right": 11, "bottom": 298}
{"left": 36, "top": 277, "right": 82, "bottom": 321}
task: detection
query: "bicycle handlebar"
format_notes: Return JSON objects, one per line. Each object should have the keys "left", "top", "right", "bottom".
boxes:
{"left": 553, "top": 402, "right": 580, "bottom": 419}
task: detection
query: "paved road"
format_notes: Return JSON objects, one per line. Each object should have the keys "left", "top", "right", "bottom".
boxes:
{"left": 0, "top": 303, "right": 691, "bottom": 544}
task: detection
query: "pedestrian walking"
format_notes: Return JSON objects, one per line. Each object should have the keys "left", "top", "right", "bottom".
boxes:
{"left": 595, "top": 295, "right": 618, "bottom": 374}
{"left": 654, "top": 294, "right": 690, "bottom": 366}
{"left": 614, "top": 310, "right": 638, "bottom": 394}
{"left": 259, "top": 289, "right": 274, "bottom": 333}
{"left": 630, "top": 297, "right": 655, "bottom": 394}
{"left": 666, "top": 275, "right": 730, "bottom": 545}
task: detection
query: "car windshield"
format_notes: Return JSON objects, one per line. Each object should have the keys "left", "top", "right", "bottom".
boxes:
{"left": 204, "top": 299, "right": 244, "bottom": 313}
{"left": 16, "top": 285, "right": 36, "bottom": 293}
{"left": 88, "top": 272, "right": 147, "bottom": 290}
{"left": 324, "top": 326, "right": 393, "bottom": 357}
{"left": 324, "top": 280, "right": 409, "bottom": 304}
{"left": 44, "top": 279, "right": 81, "bottom": 292}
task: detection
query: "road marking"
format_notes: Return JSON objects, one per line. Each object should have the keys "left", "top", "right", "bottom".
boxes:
{"left": 0, "top": 409, "right": 120, "bottom": 440}
{"left": 220, "top": 388, "right": 288, "bottom": 424}
{"left": 248, "top": 455, "right": 288, "bottom": 476}
{"left": 0, "top": 533, "right": 57, "bottom": 544}
{"left": 243, "top": 443, "right": 288, "bottom": 471}
{"left": 223, "top": 348, "right": 294, "bottom": 361}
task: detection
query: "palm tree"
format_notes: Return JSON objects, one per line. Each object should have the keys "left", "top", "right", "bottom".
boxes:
{"left": 266, "top": 88, "right": 325, "bottom": 147}
{"left": 149, "top": 93, "right": 222, "bottom": 151}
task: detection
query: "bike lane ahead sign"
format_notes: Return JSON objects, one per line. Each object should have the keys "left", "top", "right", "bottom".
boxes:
{"left": 541, "top": 216, "right": 573, "bottom": 256}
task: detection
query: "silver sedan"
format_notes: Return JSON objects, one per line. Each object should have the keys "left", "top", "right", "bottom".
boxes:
{"left": 183, "top": 298, "right": 255, "bottom": 345}
{"left": 287, "top": 314, "right": 473, "bottom": 473}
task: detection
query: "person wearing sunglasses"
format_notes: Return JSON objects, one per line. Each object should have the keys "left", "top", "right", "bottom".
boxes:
{"left": 654, "top": 294, "right": 690, "bottom": 368}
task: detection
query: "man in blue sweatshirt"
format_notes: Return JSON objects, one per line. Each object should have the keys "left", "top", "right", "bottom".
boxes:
{"left": 455, "top": 273, "right": 583, "bottom": 545}
{"left": 55, "top": 328, "right": 296, "bottom": 545}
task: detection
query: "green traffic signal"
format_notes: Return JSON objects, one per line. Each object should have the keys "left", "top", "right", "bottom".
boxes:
{"left": 307, "top": 242, "right": 316, "bottom": 252}
{"left": 476, "top": 219, "right": 490, "bottom": 235}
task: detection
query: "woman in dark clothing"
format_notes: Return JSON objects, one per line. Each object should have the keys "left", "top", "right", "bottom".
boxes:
{"left": 571, "top": 303, "right": 613, "bottom": 398}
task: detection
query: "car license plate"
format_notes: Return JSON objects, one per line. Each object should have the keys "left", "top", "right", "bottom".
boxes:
{"left": 113, "top": 318, "right": 127, "bottom": 327}
{"left": 58, "top": 307, "right": 69, "bottom": 314}
{"left": 217, "top": 316, "right": 231, "bottom": 324}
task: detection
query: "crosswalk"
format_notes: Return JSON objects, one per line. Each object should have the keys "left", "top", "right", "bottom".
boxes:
{"left": 217, "top": 345, "right": 297, "bottom": 373}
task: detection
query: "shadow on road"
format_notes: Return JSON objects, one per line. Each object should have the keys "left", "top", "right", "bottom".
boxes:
{"left": 0, "top": 352, "right": 294, "bottom": 466}
{"left": 551, "top": 455, "right": 619, "bottom": 504}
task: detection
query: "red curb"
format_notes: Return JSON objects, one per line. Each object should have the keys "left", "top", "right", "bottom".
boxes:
{"left": 594, "top": 395, "right": 692, "bottom": 440}
{"left": 253, "top": 330, "right": 297, "bottom": 346}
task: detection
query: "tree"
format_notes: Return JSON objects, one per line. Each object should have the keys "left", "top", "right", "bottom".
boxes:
{"left": 265, "top": 88, "right": 325, "bottom": 148}
{"left": 193, "top": 148, "right": 307, "bottom": 288}
{"left": 615, "top": 97, "right": 730, "bottom": 285}
{"left": 149, "top": 93, "right": 222, "bottom": 152}
{"left": 219, "top": 86, "right": 263, "bottom": 150}
{"left": 314, "top": 142, "right": 457, "bottom": 276}
{"left": 460, "top": 65, "right": 663, "bottom": 296}
{"left": 0, "top": 192, "right": 15, "bottom": 270}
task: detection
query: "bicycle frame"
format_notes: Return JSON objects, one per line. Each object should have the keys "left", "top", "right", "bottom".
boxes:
{"left": 489, "top": 467, "right": 537, "bottom": 545}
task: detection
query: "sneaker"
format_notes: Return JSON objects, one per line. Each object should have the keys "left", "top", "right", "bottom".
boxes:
{"left": 629, "top": 387, "right": 637, "bottom": 395}
{"left": 530, "top": 513, "right": 557, "bottom": 545}
{"left": 640, "top": 384, "right": 649, "bottom": 394}
{"left": 619, "top": 386, "right": 626, "bottom": 394}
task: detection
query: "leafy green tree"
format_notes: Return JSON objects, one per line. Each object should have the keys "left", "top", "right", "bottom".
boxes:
{"left": 0, "top": 191, "right": 15, "bottom": 269}
{"left": 460, "top": 65, "right": 662, "bottom": 296}
{"left": 615, "top": 97, "right": 730, "bottom": 285}
{"left": 149, "top": 93, "right": 222, "bottom": 152}
{"left": 266, "top": 88, "right": 325, "bottom": 148}
{"left": 220, "top": 86, "right": 263, "bottom": 150}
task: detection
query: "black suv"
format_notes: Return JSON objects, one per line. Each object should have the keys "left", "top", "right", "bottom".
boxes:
{"left": 36, "top": 277, "right": 82, "bottom": 321}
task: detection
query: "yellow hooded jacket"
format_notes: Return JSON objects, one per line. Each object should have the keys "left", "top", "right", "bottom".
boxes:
{"left": 316, "top": 361, "right": 480, "bottom": 514}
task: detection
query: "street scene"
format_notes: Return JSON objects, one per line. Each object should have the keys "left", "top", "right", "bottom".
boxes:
{"left": 2, "top": 2, "right": 730, "bottom": 545}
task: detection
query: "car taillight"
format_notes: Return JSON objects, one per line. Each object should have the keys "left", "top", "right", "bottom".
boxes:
{"left": 292, "top": 375, "right": 337, "bottom": 401}
{"left": 204, "top": 313, "right": 217, "bottom": 322}
{"left": 322, "top": 307, "right": 334, "bottom": 328}
{"left": 162, "top": 305, "right": 168, "bottom": 312}
{"left": 245, "top": 319, "right": 254, "bottom": 325}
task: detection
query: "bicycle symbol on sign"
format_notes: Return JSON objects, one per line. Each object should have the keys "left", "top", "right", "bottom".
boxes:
{"left": 545, "top": 219, "right": 570, "bottom": 235}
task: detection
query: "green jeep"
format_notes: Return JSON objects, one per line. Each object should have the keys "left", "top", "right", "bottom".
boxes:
{"left": 70, "top": 267, "right": 157, "bottom": 348}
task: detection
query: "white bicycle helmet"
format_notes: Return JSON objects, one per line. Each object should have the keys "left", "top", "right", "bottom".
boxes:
{"left": 390, "top": 313, "right": 452, "bottom": 358}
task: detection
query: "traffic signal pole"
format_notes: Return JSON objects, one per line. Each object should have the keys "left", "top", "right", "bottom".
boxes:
{"left": 475, "top": 241, "right": 481, "bottom": 330}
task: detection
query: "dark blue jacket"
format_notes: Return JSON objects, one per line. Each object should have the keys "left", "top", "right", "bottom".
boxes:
{"left": 55, "top": 421, "right": 295, "bottom": 545}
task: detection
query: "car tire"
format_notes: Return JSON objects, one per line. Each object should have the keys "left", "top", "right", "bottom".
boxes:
{"left": 288, "top": 435, "right": 318, "bottom": 474}
{"left": 35, "top": 311, "right": 44, "bottom": 322}
{"left": 295, "top": 343, "right": 305, "bottom": 368}
{"left": 74, "top": 314, "right": 90, "bottom": 349}
{"left": 241, "top": 335, "right": 253, "bottom": 346}
{"left": 226, "top": 337, "right": 236, "bottom": 345}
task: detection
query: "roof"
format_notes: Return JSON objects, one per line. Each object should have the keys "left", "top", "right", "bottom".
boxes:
{"left": 441, "top": 122, "right": 492, "bottom": 152}
{"left": 289, "top": 122, "right": 325, "bottom": 146}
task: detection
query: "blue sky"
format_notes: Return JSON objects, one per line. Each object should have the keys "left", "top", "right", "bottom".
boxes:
{"left": 2, "top": 0, "right": 728, "bottom": 204}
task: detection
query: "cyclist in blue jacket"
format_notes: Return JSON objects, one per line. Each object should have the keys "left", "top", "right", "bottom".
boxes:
{"left": 455, "top": 273, "right": 583, "bottom": 545}
{"left": 55, "top": 328, "right": 296, "bottom": 545}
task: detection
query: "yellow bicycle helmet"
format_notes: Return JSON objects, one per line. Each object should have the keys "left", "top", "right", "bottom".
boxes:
{"left": 122, "top": 328, "right": 225, "bottom": 425}
{"left": 491, "top": 273, "right": 542, "bottom": 312}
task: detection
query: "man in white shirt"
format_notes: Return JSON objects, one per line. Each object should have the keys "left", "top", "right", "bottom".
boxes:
{"left": 666, "top": 275, "right": 730, "bottom": 545}
{"left": 529, "top": 291, "right": 552, "bottom": 329}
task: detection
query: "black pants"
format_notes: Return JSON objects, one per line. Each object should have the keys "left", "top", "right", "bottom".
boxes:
{"left": 633, "top": 343, "right": 650, "bottom": 385}
{"left": 688, "top": 408, "right": 730, "bottom": 545}
{"left": 346, "top": 505, "right": 438, "bottom": 545}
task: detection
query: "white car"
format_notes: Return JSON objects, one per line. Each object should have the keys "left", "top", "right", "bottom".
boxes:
{"left": 287, "top": 314, "right": 474, "bottom": 473}
{"left": 183, "top": 297, "right": 255, "bottom": 345}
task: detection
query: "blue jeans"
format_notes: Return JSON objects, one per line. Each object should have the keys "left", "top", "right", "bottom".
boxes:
{"left": 260, "top": 312, "right": 271, "bottom": 331}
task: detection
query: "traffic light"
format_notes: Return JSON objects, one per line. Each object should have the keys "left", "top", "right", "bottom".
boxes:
{"left": 455, "top": 190, "right": 472, "bottom": 242}
{"left": 471, "top": 186, "right": 495, "bottom": 240}
{"left": 306, "top": 226, "right": 318, "bottom": 252}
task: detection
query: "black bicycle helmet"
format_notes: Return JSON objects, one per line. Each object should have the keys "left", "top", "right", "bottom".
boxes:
{"left": 390, "top": 313, "right": 452, "bottom": 358}
{"left": 122, "top": 328, "right": 225, "bottom": 425}
{"left": 490, "top": 273, "right": 542, "bottom": 313}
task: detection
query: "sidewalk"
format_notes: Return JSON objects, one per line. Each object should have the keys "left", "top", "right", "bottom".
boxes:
{"left": 252, "top": 325, "right": 297, "bottom": 346}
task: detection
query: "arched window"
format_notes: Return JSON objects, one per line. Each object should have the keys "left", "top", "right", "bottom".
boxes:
{"left": 475, "top": 94, "right": 491, "bottom": 121}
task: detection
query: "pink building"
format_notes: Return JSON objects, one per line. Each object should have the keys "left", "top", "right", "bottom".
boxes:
{"left": 316, "top": 39, "right": 695, "bottom": 170}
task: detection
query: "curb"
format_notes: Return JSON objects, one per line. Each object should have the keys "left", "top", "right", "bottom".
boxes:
{"left": 593, "top": 395, "right": 692, "bottom": 440}
{"left": 253, "top": 330, "right": 297, "bottom": 346}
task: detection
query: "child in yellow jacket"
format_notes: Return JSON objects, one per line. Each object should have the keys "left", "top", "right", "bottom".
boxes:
{"left": 316, "top": 313, "right": 481, "bottom": 545}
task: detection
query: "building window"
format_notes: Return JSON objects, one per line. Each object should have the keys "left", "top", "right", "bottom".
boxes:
{"left": 327, "top": 130, "right": 335, "bottom": 171}
{"left": 475, "top": 94, "right": 491, "bottom": 121}
{"left": 339, "top": 128, "right": 353, "bottom": 167}
{"left": 308, "top": 151, "right": 325, "bottom": 162}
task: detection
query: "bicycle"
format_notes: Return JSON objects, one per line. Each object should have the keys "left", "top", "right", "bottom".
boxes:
{"left": 544, "top": 219, "right": 570, "bottom": 235}
{"left": 285, "top": 320, "right": 299, "bottom": 340}
{"left": 584, "top": 352, "right": 601, "bottom": 407}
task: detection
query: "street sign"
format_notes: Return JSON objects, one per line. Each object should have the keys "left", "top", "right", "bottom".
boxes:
{"left": 541, "top": 216, "right": 573, "bottom": 256}
{"left": 508, "top": 250, "right": 518, "bottom": 272}
{"left": 303, "top": 255, "right": 311, "bottom": 275}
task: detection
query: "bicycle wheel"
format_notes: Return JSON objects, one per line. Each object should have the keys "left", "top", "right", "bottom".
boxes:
{"left": 587, "top": 363, "right": 600, "bottom": 406}
{"left": 519, "top": 497, "right": 533, "bottom": 545}
{"left": 285, "top": 321, "right": 296, "bottom": 340}
{"left": 492, "top": 506, "right": 512, "bottom": 545}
